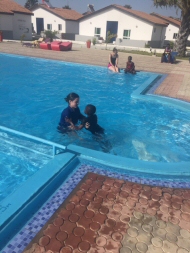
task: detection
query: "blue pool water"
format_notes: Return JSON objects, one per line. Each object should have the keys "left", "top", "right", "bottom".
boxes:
{"left": 0, "top": 54, "right": 190, "bottom": 202}
{"left": 1, "top": 53, "right": 190, "bottom": 164}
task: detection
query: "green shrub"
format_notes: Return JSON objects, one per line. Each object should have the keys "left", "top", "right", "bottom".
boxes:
{"left": 169, "top": 41, "right": 174, "bottom": 49}
{"left": 145, "top": 43, "right": 150, "bottom": 48}
{"left": 92, "top": 38, "right": 97, "bottom": 45}
{"left": 20, "top": 34, "right": 25, "bottom": 43}
{"left": 44, "top": 30, "right": 58, "bottom": 42}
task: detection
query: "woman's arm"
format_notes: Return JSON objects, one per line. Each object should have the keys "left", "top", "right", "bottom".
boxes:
{"left": 115, "top": 55, "right": 119, "bottom": 67}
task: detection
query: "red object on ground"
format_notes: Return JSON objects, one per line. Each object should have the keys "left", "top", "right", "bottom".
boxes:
{"left": 40, "top": 43, "right": 51, "bottom": 50}
{"left": 86, "top": 41, "right": 91, "bottom": 48}
{"left": 0, "top": 32, "right": 3, "bottom": 42}
{"left": 51, "top": 41, "right": 72, "bottom": 51}
{"left": 60, "top": 42, "right": 72, "bottom": 51}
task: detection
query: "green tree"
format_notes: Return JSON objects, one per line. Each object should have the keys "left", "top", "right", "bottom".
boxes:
{"left": 44, "top": 30, "right": 58, "bottom": 42}
{"left": 62, "top": 5, "right": 71, "bottom": 9}
{"left": 105, "top": 31, "right": 117, "bottom": 49}
{"left": 124, "top": 4, "right": 132, "bottom": 9}
{"left": 24, "top": 0, "right": 38, "bottom": 9}
{"left": 153, "top": 0, "right": 190, "bottom": 57}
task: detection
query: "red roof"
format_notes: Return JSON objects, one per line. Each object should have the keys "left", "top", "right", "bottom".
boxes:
{"left": 31, "top": 4, "right": 83, "bottom": 21}
{"left": 79, "top": 4, "right": 169, "bottom": 26}
{"left": 0, "top": 0, "right": 33, "bottom": 15}
{"left": 113, "top": 5, "right": 168, "bottom": 26}
{"left": 150, "top": 13, "right": 181, "bottom": 27}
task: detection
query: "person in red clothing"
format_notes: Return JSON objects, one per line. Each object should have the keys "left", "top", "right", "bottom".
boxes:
{"left": 125, "top": 56, "right": 136, "bottom": 74}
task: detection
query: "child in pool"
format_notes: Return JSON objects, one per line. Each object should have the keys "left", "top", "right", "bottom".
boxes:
{"left": 83, "top": 104, "right": 104, "bottom": 134}
{"left": 57, "top": 92, "right": 85, "bottom": 132}
{"left": 125, "top": 56, "right": 136, "bottom": 74}
{"left": 68, "top": 104, "right": 104, "bottom": 134}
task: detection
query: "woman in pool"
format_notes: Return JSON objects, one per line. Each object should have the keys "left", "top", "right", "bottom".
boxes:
{"left": 108, "top": 47, "right": 119, "bottom": 73}
{"left": 57, "top": 92, "right": 86, "bottom": 132}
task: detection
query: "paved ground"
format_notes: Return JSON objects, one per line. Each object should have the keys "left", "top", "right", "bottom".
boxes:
{"left": 0, "top": 41, "right": 190, "bottom": 102}
{"left": 23, "top": 172, "right": 190, "bottom": 253}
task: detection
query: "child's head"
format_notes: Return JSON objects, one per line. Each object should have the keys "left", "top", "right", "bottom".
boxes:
{"left": 128, "top": 56, "right": 132, "bottom": 61}
{"left": 65, "top": 92, "right": 79, "bottom": 108}
{"left": 85, "top": 104, "right": 96, "bottom": 116}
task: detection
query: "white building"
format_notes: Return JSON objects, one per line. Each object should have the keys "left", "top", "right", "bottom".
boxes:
{"left": 151, "top": 13, "right": 190, "bottom": 46}
{"left": 150, "top": 13, "right": 180, "bottom": 41}
{"left": 31, "top": 4, "right": 83, "bottom": 40}
{"left": 0, "top": 0, "right": 33, "bottom": 40}
{"left": 77, "top": 4, "right": 168, "bottom": 48}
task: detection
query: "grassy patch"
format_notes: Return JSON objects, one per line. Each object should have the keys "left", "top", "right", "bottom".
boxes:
{"left": 118, "top": 49, "right": 190, "bottom": 61}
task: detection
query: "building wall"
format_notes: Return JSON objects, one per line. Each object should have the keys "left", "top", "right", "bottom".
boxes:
{"left": 32, "top": 8, "right": 66, "bottom": 33}
{"left": 0, "top": 14, "right": 13, "bottom": 39}
{"left": 165, "top": 23, "right": 179, "bottom": 41}
{"left": 151, "top": 25, "right": 166, "bottom": 47}
{"left": 79, "top": 8, "right": 160, "bottom": 42}
{"left": 65, "top": 20, "right": 79, "bottom": 34}
{"left": 13, "top": 13, "right": 32, "bottom": 40}
{"left": 0, "top": 13, "right": 32, "bottom": 40}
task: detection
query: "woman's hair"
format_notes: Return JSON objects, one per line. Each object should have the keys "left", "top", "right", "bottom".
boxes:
{"left": 65, "top": 92, "right": 79, "bottom": 103}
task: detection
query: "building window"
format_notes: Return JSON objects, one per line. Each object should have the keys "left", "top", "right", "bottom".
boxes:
{"left": 94, "top": 27, "right": 101, "bottom": 36}
{"left": 154, "top": 27, "right": 156, "bottom": 33}
{"left": 58, "top": 24, "right": 62, "bottom": 31}
{"left": 47, "top": 24, "right": 52, "bottom": 30}
{"left": 123, "top": 30, "right": 131, "bottom": 39}
{"left": 173, "top": 33, "right": 178, "bottom": 39}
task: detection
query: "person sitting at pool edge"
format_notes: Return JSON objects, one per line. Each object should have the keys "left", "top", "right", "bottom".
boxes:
{"left": 67, "top": 104, "right": 104, "bottom": 135}
{"left": 57, "top": 92, "right": 86, "bottom": 133}
{"left": 108, "top": 47, "right": 120, "bottom": 73}
{"left": 161, "top": 43, "right": 173, "bottom": 64}
{"left": 125, "top": 56, "right": 136, "bottom": 74}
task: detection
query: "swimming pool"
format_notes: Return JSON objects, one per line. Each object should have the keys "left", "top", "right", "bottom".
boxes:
{"left": 1, "top": 53, "right": 190, "bottom": 163}
{"left": 1, "top": 53, "right": 190, "bottom": 251}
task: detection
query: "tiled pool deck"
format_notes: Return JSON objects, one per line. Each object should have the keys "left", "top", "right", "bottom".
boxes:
{"left": 1, "top": 41, "right": 190, "bottom": 253}
{"left": 23, "top": 172, "right": 190, "bottom": 253}
{"left": 2, "top": 162, "right": 190, "bottom": 253}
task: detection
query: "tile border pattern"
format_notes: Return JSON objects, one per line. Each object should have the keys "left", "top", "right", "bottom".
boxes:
{"left": 2, "top": 159, "right": 190, "bottom": 253}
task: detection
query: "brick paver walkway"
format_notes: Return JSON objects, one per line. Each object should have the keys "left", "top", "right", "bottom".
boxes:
{"left": 23, "top": 173, "right": 190, "bottom": 253}
{"left": 0, "top": 41, "right": 190, "bottom": 102}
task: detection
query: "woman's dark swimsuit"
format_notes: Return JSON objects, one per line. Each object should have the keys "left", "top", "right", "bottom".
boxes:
{"left": 108, "top": 55, "right": 118, "bottom": 67}
{"left": 57, "top": 106, "right": 85, "bottom": 133}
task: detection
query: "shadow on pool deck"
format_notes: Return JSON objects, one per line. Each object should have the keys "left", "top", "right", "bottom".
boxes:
{"left": 0, "top": 41, "right": 190, "bottom": 103}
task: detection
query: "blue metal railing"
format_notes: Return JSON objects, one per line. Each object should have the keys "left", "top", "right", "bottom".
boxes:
{"left": 0, "top": 126, "right": 66, "bottom": 158}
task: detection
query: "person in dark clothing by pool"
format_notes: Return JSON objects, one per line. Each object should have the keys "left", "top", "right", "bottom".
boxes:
{"left": 63, "top": 103, "right": 111, "bottom": 152}
{"left": 66, "top": 104, "right": 104, "bottom": 135}
{"left": 82, "top": 104, "right": 104, "bottom": 134}
{"left": 57, "top": 92, "right": 85, "bottom": 133}
{"left": 108, "top": 47, "right": 119, "bottom": 73}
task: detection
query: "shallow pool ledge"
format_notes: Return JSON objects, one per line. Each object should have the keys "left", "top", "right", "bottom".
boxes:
{"left": 67, "top": 144, "right": 190, "bottom": 176}
{"left": 0, "top": 152, "right": 77, "bottom": 248}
